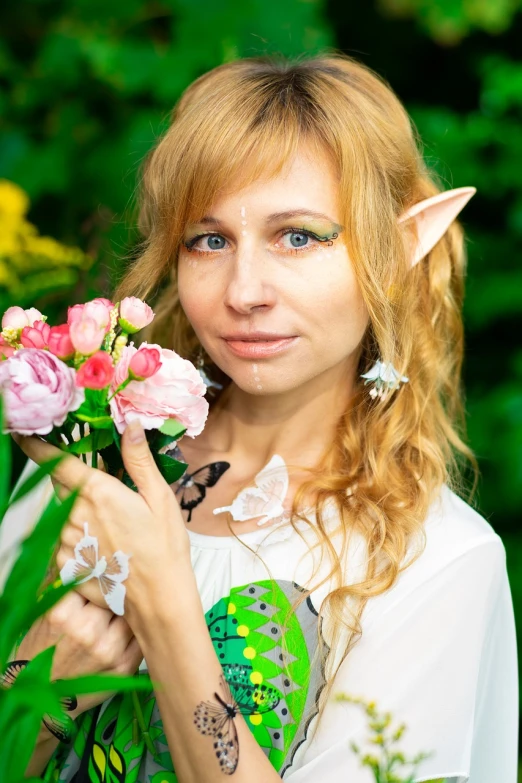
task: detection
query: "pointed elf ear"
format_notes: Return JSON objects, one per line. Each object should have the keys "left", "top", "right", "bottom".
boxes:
{"left": 398, "top": 186, "right": 477, "bottom": 268}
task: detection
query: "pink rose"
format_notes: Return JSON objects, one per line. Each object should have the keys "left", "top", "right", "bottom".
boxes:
{"left": 2, "top": 306, "right": 44, "bottom": 331}
{"left": 128, "top": 347, "right": 161, "bottom": 380}
{"left": 68, "top": 298, "right": 114, "bottom": 334}
{"left": 20, "top": 320, "right": 51, "bottom": 349}
{"left": 76, "top": 351, "right": 114, "bottom": 390}
{"left": 0, "top": 348, "right": 84, "bottom": 435}
{"left": 118, "top": 297, "right": 155, "bottom": 334}
{"left": 48, "top": 324, "right": 75, "bottom": 360}
{"left": 110, "top": 342, "right": 208, "bottom": 436}
{"left": 69, "top": 317, "right": 105, "bottom": 355}
{"left": 0, "top": 336, "right": 15, "bottom": 360}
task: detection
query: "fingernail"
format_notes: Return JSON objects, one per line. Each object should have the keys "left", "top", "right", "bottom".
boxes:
{"left": 128, "top": 420, "right": 145, "bottom": 444}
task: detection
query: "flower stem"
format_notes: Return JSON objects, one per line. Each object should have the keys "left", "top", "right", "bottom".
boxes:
{"left": 107, "top": 377, "right": 132, "bottom": 403}
{"left": 131, "top": 689, "right": 157, "bottom": 757}
{"left": 91, "top": 431, "right": 97, "bottom": 469}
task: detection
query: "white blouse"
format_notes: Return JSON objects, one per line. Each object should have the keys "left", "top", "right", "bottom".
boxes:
{"left": 1, "top": 464, "right": 518, "bottom": 782}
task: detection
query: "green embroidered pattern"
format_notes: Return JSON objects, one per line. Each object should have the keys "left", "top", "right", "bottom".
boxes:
{"left": 43, "top": 579, "right": 323, "bottom": 781}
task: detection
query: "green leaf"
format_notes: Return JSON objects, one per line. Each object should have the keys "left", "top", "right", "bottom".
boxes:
{"left": 0, "top": 646, "right": 63, "bottom": 778}
{"left": 158, "top": 419, "right": 187, "bottom": 439}
{"left": 74, "top": 412, "right": 114, "bottom": 429}
{"left": 153, "top": 454, "right": 188, "bottom": 484}
{"left": 7, "top": 456, "right": 64, "bottom": 507}
{"left": 0, "top": 489, "right": 78, "bottom": 669}
{"left": 67, "top": 429, "right": 114, "bottom": 454}
{"left": 53, "top": 672, "right": 156, "bottom": 697}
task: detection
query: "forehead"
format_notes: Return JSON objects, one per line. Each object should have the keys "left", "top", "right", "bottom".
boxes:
{"left": 203, "top": 144, "right": 341, "bottom": 217}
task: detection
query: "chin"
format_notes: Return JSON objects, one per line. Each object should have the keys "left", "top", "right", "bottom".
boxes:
{"left": 231, "top": 370, "right": 306, "bottom": 396}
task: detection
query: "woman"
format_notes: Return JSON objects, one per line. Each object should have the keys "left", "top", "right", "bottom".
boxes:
{"left": 4, "top": 52, "right": 518, "bottom": 782}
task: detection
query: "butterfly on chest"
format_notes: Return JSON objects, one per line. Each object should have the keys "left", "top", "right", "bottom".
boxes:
{"left": 173, "top": 458, "right": 231, "bottom": 522}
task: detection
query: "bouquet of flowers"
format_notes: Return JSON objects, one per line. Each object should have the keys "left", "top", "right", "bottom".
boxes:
{"left": 0, "top": 297, "right": 209, "bottom": 487}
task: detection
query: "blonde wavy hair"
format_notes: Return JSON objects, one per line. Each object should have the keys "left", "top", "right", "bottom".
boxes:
{"left": 113, "top": 51, "right": 479, "bottom": 731}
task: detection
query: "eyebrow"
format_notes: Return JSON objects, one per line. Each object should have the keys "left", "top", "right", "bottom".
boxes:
{"left": 193, "top": 209, "right": 343, "bottom": 227}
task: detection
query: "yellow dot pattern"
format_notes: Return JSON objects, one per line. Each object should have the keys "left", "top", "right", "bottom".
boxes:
{"left": 250, "top": 671, "right": 263, "bottom": 685}
{"left": 227, "top": 602, "right": 236, "bottom": 614}
{"left": 243, "top": 646, "right": 256, "bottom": 660}
{"left": 237, "top": 624, "right": 250, "bottom": 637}
{"left": 249, "top": 714, "right": 263, "bottom": 726}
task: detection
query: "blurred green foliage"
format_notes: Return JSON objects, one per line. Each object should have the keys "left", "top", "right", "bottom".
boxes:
{"left": 379, "top": 0, "right": 522, "bottom": 43}
{"left": 0, "top": 1, "right": 519, "bottom": 516}
{"left": 0, "top": 0, "right": 520, "bottom": 767}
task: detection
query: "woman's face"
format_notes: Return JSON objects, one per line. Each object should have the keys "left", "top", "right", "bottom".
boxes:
{"left": 177, "top": 144, "right": 370, "bottom": 397}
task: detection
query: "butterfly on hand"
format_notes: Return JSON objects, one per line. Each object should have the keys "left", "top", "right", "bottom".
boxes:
{"left": 173, "top": 460, "right": 230, "bottom": 522}
{"left": 59, "top": 523, "right": 131, "bottom": 616}
{"left": 213, "top": 454, "right": 289, "bottom": 527}
{"left": 194, "top": 663, "right": 280, "bottom": 775}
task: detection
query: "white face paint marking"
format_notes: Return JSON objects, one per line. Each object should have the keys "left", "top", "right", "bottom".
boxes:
{"left": 240, "top": 206, "right": 246, "bottom": 218}
{"left": 241, "top": 220, "right": 247, "bottom": 225}
{"left": 251, "top": 363, "right": 262, "bottom": 390}
{"left": 241, "top": 229, "right": 247, "bottom": 236}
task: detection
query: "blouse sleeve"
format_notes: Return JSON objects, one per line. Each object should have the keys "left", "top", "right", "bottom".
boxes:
{"left": 0, "top": 458, "right": 54, "bottom": 590}
{"left": 283, "top": 539, "right": 518, "bottom": 783}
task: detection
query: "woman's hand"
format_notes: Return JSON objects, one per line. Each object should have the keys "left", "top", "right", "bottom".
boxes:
{"left": 12, "top": 421, "right": 190, "bottom": 620}
{"left": 16, "top": 591, "right": 143, "bottom": 729}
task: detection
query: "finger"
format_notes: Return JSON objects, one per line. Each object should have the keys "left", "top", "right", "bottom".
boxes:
{"left": 121, "top": 636, "right": 144, "bottom": 670}
{"left": 106, "top": 615, "right": 134, "bottom": 649}
{"left": 121, "top": 421, "right": 171, "bottom": 509}
{"left": 13, "top": 434, "right": 94, "bottom": 493}
{"left": 46, "top": 590, "right": 88, "bottom": 625}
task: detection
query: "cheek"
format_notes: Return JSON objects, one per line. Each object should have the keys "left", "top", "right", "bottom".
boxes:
{"left": 177, "top": 260, "right": 215, "bottom": 336}
{"left": 299, "top": 248, "right": 370, "bottom": 353}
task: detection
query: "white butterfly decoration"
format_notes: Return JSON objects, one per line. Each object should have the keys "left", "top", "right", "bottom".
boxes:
{"left": 213, "top": 454, "right": 289, "bottom": 526}
{"left": 59, "top": 523, "right": 131, "bottom": 616}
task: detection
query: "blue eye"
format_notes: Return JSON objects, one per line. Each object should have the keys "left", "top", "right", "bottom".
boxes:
{"left": 285, "top": 230, "right": 310, "bottom": 248}
{"left": 184, "top": 234, "right": 227, "bottom": 252}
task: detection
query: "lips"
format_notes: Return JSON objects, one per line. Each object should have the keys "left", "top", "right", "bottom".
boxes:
{"left": 223, "top": 335, "right": 298, "bottom": 358}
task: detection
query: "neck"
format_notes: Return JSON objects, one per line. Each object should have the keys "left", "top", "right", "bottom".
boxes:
{"left": 201, "top": 357, "right": 358, "bottom": 472}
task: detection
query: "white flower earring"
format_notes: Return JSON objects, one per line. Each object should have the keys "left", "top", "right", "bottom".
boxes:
{"left": 360, "top": 359, "right": 409, "bottom": 401}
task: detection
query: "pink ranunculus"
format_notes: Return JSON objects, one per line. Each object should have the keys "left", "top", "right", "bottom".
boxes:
{"left": 118, "top": 297, "right": 155, "bottom": 334}
{"left": 68, "top": 298, "right": 114, "bottom": 334}
{"left": 128, "top": 347, "right": 161, "bottom": 380}
{"left": 48, "top": 324, "right": 75, "bottom": 360}
{"left": 20, "top": 320, "right": 51, "bottom": 349}
{"left": 0, "top": 348, "right": 84, "bottom": 435}
{"left": 0, "top": 336, "right": 15, "bottom": 360}
{"left": 109, "top": 342, "right": 208, "bottom": 437}
{"left": 76, "top": 351, "right": 114, "bottom": 390}
{"left": 2, "top": 306, "right": 44, "bottom": 331}
{"left": 67, "top": 303, "right": 84, "bottom": 325}
{"left": 69, "top": 317, "right": 105, "bottom": 356}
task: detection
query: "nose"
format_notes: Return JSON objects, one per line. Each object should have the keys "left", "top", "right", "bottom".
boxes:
{"left": 222, "top": 244, "right": 277, "bottom": 315}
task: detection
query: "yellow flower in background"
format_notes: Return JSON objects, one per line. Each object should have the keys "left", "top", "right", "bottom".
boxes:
{"left": 0, "top": 179, "right": 94, "bottom": 305}
{"left": 0, "top": 180, "right": 30, "bottom": 219}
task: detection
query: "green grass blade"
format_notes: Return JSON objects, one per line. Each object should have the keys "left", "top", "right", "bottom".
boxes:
{"left": 7, "top": 456, "right": 64, "bottom": 507}
{"left": 0, "top": 489, "right": 78, "bottom": 668}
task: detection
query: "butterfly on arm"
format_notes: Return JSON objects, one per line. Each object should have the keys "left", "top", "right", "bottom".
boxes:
{"left": 1, "top": 660, "right": 77, "bottom": 742}
{"left": 193, "top": 663, "right": 280, "bottom": 775}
